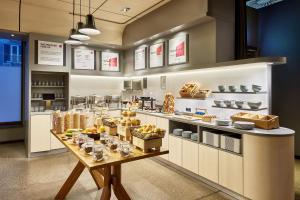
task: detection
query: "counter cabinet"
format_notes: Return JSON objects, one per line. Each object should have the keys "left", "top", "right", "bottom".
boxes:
{"left": 137, "top": 111, "right": 294, "bottom": 200}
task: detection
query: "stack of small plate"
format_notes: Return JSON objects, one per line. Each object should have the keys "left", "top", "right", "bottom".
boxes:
{"left": 233, "top": 121, "right": 255, "bottom": 130}
{"left": 191, "top": 133, "right": 199, "bottom": 141}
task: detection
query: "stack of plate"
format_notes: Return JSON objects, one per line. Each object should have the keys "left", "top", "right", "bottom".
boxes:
{"left": 215, "top": 119, "right": 231, "bottom": 126}
{"left": 233, "top": 121, "right": 255, "bottom": 130}
{"left": 173, "top": 129, "right": 183, "bottom": 136}
{"left": 182, "top": 131, "right": 192, "bottom": 138}
{"left": 191, "top": 133, "right": 199, "bottom": 141}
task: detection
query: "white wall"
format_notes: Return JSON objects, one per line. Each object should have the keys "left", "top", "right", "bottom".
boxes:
{"left": 70, "top": 75, "right": 123, "bottom": 97}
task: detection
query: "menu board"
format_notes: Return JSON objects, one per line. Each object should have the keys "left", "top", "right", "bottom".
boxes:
{"left": 168, "top": 34, "right": 188, "bottom": 65}
{"left": 134, "top": 47, "right": 147, "bottom": 70}
{"left": 149, "top": 42, "right": 164, "bottom": 68}
{"left": 74, "top": 48, "right": 95, "bottom": 70}
{"left": 101, "top": 52, "right": 120, "bottom": 72}
{"left": 37, "top": 40, "right": 64, "bottom": 66}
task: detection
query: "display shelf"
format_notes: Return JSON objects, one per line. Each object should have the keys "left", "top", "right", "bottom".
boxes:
{"left": 212, "top": 91, "right": 267, "bottom": 94}
{"left": 176, "top": 97, "right": 210, "bottom": 100}
{"left": 212, "top": 105, "right": 267, "bottom": 111}
{"left": 200, "top": 142, "right": 243, "bottom": 157}
{"left": 32, "top": 86, "right": 65, "bottom": 88}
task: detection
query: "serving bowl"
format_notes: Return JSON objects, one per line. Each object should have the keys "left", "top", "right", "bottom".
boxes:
{"left": 235, "top": 101, "right": 244, "bottom": 109}
{"left": 215, "top": 119, "right": 231, "bottom": 126}
{"left": 252, "top": 85, "right": 262, "bottom": 92}
{"left": 248, "top": 101, "right": 262, "bottom": 109}
{"left": 214, "top": 100, "right": 224, "bottom": 107}
{"left": 224, "top": 100, "right": 234, "bottom": 107}
{"left": 218, "top": 85, "right": 225, "bottom": 92}
{"left": 240, "top": 85, "right": 248, "bottom": 92}
{"left": 228, "top": 86, "right": 236, "bottom": 92}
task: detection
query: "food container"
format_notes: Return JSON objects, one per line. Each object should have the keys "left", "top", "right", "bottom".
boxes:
{"left": 191, "top": 133, "right": 199, "bottom": 141}
{"left": 108, "top": 137, "right": 119, "bottom": 151}
{"left": 73, "top": 113, "right": 80, "bottom": 129}
{"left": 231, "top": 112, "right": 279, "bottom": 130}
{"left": 72, "top": 132, "right": 79, "bottom": 144}
{"left": 173, "top": 129, "right": 183, "bottom": 136}
{"left": 233, "top": 121, "right": 255, "bottom": 130}
{"left": 80, "top": 114, "right": 87, "bottom": 130}
{"left": 202, "top": 131, "right": 220, "bottom": 147}
{"left": 92, "top": 144, "right": 105, "bottom": 161}
{"left": 182, "top": 131, "right": 192, "bottom": 138}
{"left": 220, "top": 134, "right": 241, "bottom": 154}
{"left": 119, "top": 141, "right": 132, "bottom": 157}
{"left": 215, "top": 119, "right": 231, "bottom": 126}
{"left": 247, "top": 101, "right": 262, "bottom": 109}
{"left": 64, "top": 112, "right": 72, "bottom": 131}
{"left": 82, "top": 138, "right": 94, "bottom": 154}
{"left": 78, "top": 134, "right": 87, "bottom": 148}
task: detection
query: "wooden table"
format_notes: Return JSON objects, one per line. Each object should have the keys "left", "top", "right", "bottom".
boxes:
{"left": 51, "top": 131, "right": 169, "bottom": 200}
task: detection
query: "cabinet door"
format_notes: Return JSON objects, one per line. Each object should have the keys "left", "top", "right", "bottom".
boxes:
{"left": 219, "top": 151, "right": 244, "bottom": 195}
{"left": 51, "top": 134, "right": 65, "bottom": 150}
{"left": 156, "top": 117, "right": 169, "bottom": 160}
{"left": 198, "top": 144, "right": 219, "bottom": 183}
{"left": 30, "top": 115, "right": 51, "bottom": 153}
{"left": 182, "top": 140, "right": 198, "bottom": 174}
{"left": 168, "top": 135, "right": 182, "bottom": 166}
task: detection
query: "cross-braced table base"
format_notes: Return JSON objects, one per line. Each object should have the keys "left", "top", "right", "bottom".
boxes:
{"left": 54, "top": 161, "right": 131, "bottom": 200}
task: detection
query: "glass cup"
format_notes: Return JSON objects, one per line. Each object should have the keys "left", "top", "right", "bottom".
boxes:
{"left": 119, "top": 141, "right": 132, "bottom": 157}
{"left": 92, "top": 144, "right": 105, "bottom": 161}
{"left": 82, "top": 138, "right": 94, "bottom": 154}
{"left": 78, "top": 134, "right": 87, "bottom": 148}
{"left": 72, "top": 132, "right": 79, "bottom": 144}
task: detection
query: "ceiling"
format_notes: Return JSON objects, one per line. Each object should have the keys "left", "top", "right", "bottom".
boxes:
{"left": 0, "top": 0, "right": 171, "bottom": 45}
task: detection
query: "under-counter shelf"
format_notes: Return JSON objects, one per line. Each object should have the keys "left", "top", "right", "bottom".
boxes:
{"left": 169, "top": 133, "right": 199, "bottom": 143}
{"left": 212, "top": 91, "right": 267, "bottom": 94}
{"left": 32, "top": 86, "right": 65, "bottom": 88}
{"left": 31, "top": 98, "right": 66, "bottom": 101}
{"left": 212, "top": 105, "right": 267, "bottom": 111}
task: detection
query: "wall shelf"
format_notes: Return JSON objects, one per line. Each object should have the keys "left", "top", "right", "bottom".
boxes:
{"left": 212, "top": 91, "right": 267, "bottom": 94}
{"left": 212, "top": 105, "right": 268, "bottom": 111}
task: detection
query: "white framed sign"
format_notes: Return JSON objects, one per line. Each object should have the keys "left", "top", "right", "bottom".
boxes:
{"left": 74, "top": 48, "right": 95, "bottom": 70}
{"left": 134, "top": 47, "right": 147, "bottom": 70}
{"left": 37, "top": 40, "right": 64, "bottom": 66}
{"left": 101, "top": 52, "right": 120, "bottom": 72}
{"left": 149, "top": 42, "right": 164, "bottom": 68}
{"left": 168, "top": 34, "right": 188, "bottom": 65}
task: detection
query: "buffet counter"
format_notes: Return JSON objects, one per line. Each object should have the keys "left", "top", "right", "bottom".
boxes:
{"left": 135, "top": 110, "right": 295, "bottom": 200}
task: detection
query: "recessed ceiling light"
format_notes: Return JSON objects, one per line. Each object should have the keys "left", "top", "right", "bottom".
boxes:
{"left": 121, "top": 7, "right": 130, "bottom": 13}
{"left": 11, "top": 34, "right": 15, "bottom": 37}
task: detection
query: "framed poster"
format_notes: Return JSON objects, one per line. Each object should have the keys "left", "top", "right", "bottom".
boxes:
{"left": 149, "top": 42, "right": 164, "bottom": 68}
{"left": 73, "top": 48, "right": 95, "bottom": 70}
{"left": 101, "top": 52, "right": 120, "bottom": 72}
{"left": 134, "top": 47, "right": 147, "bottom": 70}
{"left": 36, "top": 40, "right": 64, "bottom": 66}
{"left": 168, "top": 34, "right": 189, "bottom": 65}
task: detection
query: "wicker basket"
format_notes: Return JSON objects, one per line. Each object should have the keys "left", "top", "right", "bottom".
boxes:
{"left": 193, "top": 89, "right": 212, "bottom": 99}
{"left": 231, "top": 112, "right": 279, "bottom": 130}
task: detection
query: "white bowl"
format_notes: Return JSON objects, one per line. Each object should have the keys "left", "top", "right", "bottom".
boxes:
{"left": 233, "top": 121, "right": 255, "bottom": 130}
{"left": 215, "top": 119, "right": 231, "bottom": 126}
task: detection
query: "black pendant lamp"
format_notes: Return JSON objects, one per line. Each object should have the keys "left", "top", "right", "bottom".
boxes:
{"left": 65, "top": 0, "right": 82, "bottom": 45}
{"left": 71, "top": 0, "right": 90, "bottom": 40}
{"left": 79, "top": 0, "right": 101, "bottom": 35}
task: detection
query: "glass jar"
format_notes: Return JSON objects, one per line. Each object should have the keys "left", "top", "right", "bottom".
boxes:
{"left": 83, "top": 138, "right": 94, "bottom": 154}
{"left": 92, "top": 144, "right": 105, "bottom": 161}
{"left": 72, "top": 132, "right": 79, "bottom": 144}
{"left": 78, "top": 134, "right": 87, "bottom": 148}
{"left": 100, "top": 132, "right": 109, "bottom": 145}
{"left": 119, "top": 141, "right": 132, "bottom": 157}
{"left": 108, "top": 137, "right": 119, "bottom": 151}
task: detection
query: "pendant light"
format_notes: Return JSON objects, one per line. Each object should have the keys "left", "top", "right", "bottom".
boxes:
{"left": 65, "top": 0, "right": 82, "bottom": 45}
{"left": 79, "top": 0, "right": 101, "bottom": 35}
{"left": 71, "top": 0, "right": 90, "bottom": 40}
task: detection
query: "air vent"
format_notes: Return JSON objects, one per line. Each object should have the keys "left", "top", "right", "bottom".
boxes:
{"left": 246, "top": 0, "right": 284, "bottom": 9}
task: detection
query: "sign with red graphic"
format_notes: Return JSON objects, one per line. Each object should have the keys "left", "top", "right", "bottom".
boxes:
{"left": 149, "top": 42, "right": 164, "bottom": 68}
{"left": 74, "top": 48, "right": 95, "bottom": 70}
{"left": 134, "top": 47, "right": 147, "bottom": 70}
{"left": 168, "top": 34, "right": 188, "bottom": 65}
{"left": 37, "top": 40, "right": 64, "bottom": 66}
{"left": 101, "top": 52, "right": 119, "bottom": 72}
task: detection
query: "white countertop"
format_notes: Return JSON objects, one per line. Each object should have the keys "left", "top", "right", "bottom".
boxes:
{"left": 136, "top": 110, "right": 295, "bottom": 136}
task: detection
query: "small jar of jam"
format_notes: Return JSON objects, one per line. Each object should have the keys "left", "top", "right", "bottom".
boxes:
{"left": 92, "top": 144, "right": 105, "bottom": 161}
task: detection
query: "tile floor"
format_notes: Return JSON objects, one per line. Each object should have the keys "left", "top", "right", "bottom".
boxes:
{"left": 0, "top": 142, "right": 298, "bottom": 200}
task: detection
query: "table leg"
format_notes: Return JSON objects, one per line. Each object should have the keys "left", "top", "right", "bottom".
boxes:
{"left": 112, "top": 165, "right": 131, "bottom": 200}
{"left": 55, "top": 161, "right": 85, "bottom": 200}
{"left": 89, "top": 169, "right": 104, "bottom": 190}
{"left": 100, "top": 166, "right": 112, "bottom": 200}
